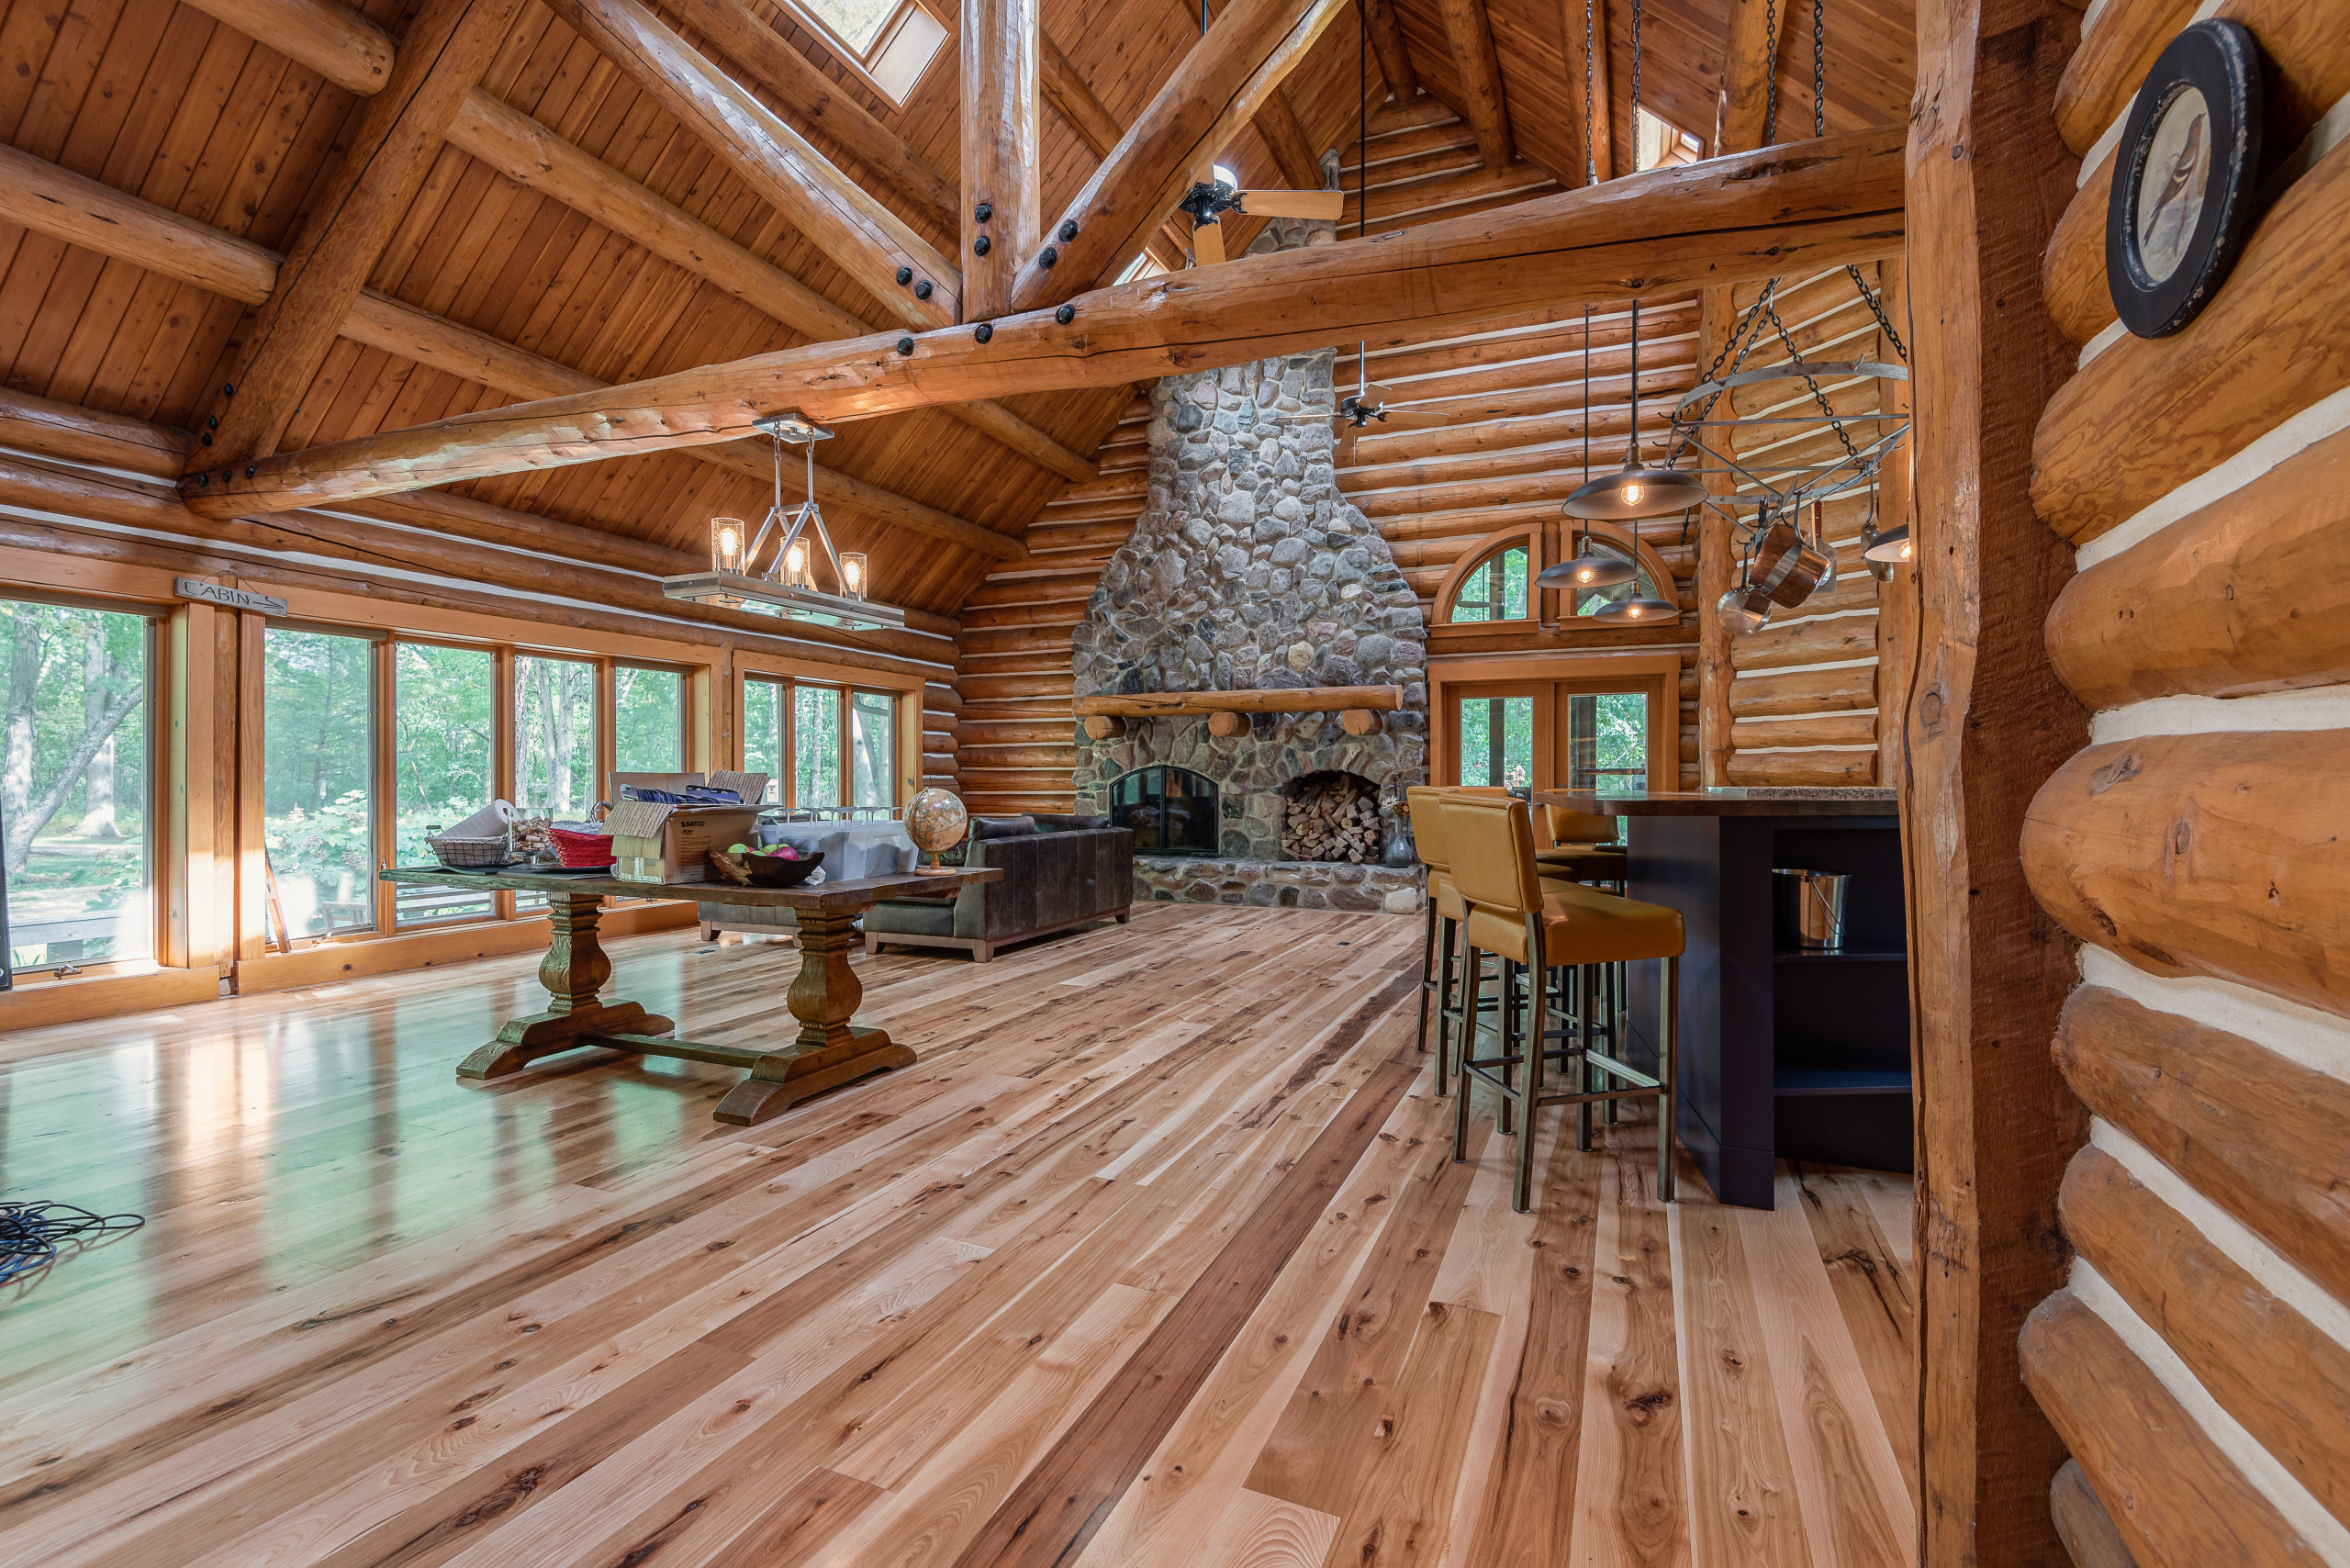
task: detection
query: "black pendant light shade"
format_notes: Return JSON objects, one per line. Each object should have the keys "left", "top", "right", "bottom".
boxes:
{"left": 1536, "top": 521, "right": 1639, "bottom": 589}
{"left": 1562, "top": 464, "right": 1710, "bottom": 521}
{"left": 1861, "top": 523, "right": 1913, "bottom": 565}
{"left": 1592, "top": 591, "right": 1681, "bottom": 624}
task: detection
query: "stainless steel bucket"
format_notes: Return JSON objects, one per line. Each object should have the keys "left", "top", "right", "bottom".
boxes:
{"left": 1773, "top": 868, "right": 1851, "bottom": 951}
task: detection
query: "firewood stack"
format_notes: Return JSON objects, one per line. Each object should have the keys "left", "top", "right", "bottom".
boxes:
{"left": 1281, "top": 775, "right": 1382, "bottom": 862}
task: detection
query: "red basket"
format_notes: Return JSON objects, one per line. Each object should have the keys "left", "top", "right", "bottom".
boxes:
{"left": 549, "top": 826, "right": 617, "bottom": 868}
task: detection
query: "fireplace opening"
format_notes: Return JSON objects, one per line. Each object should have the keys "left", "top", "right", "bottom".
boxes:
{"left": 1280, "top": 771, "right": 1382, "bottom": 862}
{"left": 1110, "top": 766, "right": 1222, "bottom": 857}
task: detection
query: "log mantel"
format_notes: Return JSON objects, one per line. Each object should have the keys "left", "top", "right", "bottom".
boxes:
{"left": 1075, "top": 687, "right": 1405, "bottom": 717}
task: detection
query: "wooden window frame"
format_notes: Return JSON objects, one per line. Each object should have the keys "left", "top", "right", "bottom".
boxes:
{"left": 1427, "top": 652, "right": 1682, "bottom": 814}
{"left": 1433, "top": 521, "right": 1680, "bottom": 629}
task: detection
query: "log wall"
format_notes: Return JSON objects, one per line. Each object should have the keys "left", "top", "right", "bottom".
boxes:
{"left": 2017, "top": 0, "right": 2350, "bottom": 1557}
{"left": 1717, "top": 261, "right": 1903, "bottom": 788}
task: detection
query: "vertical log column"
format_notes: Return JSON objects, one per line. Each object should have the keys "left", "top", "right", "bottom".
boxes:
{"left": 1903, "top": 0, "right": 2088, "bottom": 1560}
{"left": 963, "top": 0, "right": 1041, "bottom": 321}
{"left": 1696, "top": 287, "right": 1735, "bottom": 787}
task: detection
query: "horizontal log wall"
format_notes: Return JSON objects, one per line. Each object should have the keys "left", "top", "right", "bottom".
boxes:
{"left": 1720, "top": 263, "right": 1899, "bottom": 787}
{"left": 2020, "top": 0, "right": 2350, "bottom": 1556}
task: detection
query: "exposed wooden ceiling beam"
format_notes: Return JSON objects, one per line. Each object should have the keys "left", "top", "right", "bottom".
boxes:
{"left": 663, "top": 0, "right": 957, "bottom": 222}
{"left": 0, "top": 140, "right": 1024, "bottom": 564}
{"left": 195, "top": 0, "right": 520, "bottom": 472}
{"left": 447, "top": 94, "right": 1094, "bottom": 480}
{"left": 1562, "top": 0, "right": 1614, "bottom": 183}
{"left": 1718, "top": 0, "right": 1795, "bottom": 151}
{"left": 1357, "top": 0, "right": 1419, "bottom": 103}
{"left": 963, "top": 0, "right": 1041, "bottom": 321}
{"left": 1255, "top": 87, "right": 1327, "bottom": 192}
{"left": 185, "top": 127, "right": 1908, "bottom": 513}
{"left": 1437, "top": 0, "right": 1513, "bottom": 169}
{"left": 543, "top": 0, "right": 960, "bottom": 329}
{"left": 1013, "top": 0, "right": 1352, "bottom": 309}
{"left": 1039, "top": 34, "right": 1125, "bottom": 159}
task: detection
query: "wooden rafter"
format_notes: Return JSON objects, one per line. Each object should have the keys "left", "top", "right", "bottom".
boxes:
{"left": 172, "top": 0, "right": 1084, "bottom": 479}
{"left": 1186, "top": 1, "right": 1330, "bottom": 193}
{"left": 963, "top": 0, "right": 1041, "bottom": 320}
{"left": 1358, "top": 0, "right": 1419, "bottom": 103}
{"left": 1039, "top": 34, "right": 1128, "bottom": 159}
{"left": 542, "top": 0, "right": 962, "bottom": 329}
{"left": 0, "top": 140, "right": 1023, "bottom": 564}
{"left": 663, "top": 0, "right": 958, "bottom": 221}
{"left": 183, "top": 128, "right": 1908, "bottom": 514}
{"left": 1012, "top": 0, "right": 1353, "bottom": 308}
{"left": 1437, "top": 0, "right": 1513, "bottom": 169}
{"left": 1718, "top": 0, "right": 1796, "bottom": 151}
{"left": 193, "top": 0, "right": 520, "bottom": 472}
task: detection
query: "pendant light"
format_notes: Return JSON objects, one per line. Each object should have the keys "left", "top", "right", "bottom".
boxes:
{"left": 663, "top": 412, "right": 908, "bottom": 633}
{"left": 1539, "top": 305, "right": 1638, "bottom": 592}
{"left": 1862, "top": 522, "right": 1913, "bottom": 566}
{"left": 1593, "top": 588, "right": 1681, "bottom": 624}
{"left": 1562, "top": 302, "right": 1708, "bottom": 521}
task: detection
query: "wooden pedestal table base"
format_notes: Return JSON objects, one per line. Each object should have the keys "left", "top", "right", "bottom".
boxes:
{"left": 384, "top": 863, "right": 1001, "bottom": 1126}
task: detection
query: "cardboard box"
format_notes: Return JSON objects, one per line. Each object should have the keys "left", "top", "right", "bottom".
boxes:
{"left": 601, "top": 771, "right": 769, "bottom": 884}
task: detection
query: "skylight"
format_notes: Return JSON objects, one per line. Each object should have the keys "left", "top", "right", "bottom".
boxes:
{"left": 800, "top": 0, "right": 894, "bottom": 53}
{"left": 778, "top": 0, "right": 949, "bottom": 106}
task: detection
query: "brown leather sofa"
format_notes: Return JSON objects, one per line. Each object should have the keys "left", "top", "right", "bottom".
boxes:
{"left": 863, "top": 814, "right": 1134, "bottom": 962}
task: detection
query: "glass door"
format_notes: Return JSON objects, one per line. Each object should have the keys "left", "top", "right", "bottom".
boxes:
{"left": 1449, "top": 682, "right": 1547, "bottom": 794}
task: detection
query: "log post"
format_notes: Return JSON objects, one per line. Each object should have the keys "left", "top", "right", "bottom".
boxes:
{"left": 1696, "top": 288, "right": 1735, "bottom": 788}
{"left": 1358, "top": 0, "right": 1417, "bottom": 102}
{"left": 1081, "top": 715, "right": 1125, "bottom": 739}
{"left": 963, "top": 0, "right": 1040, "bottom": 320}
{"left": 1901, "top": 0, "right": 2088, "bottom": 1560}
{"left": 1339, "top": 708, "right": 1382, "bottom": 735}
{"left": 1206, "top": 711, "right": 1249, "bottom": 737}
{"left": 1436, "top": 0, "right": 1512, "bottom": 169}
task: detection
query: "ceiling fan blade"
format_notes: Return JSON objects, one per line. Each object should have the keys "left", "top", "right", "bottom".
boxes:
{"left": 1362, "top": 384, "right": 1396, "bottom": 409}
{"left": 1371, "top": 409, "right": 1451, "bottom": 428}
{"left": 1192, "top": 218, "right": 1225, "bottom": 266}
{"left": 1238, "top": 189, "right": 1345, "bottom": 219}
{"left": 1270, "top": 410, "right": 1329, "bottom": 423}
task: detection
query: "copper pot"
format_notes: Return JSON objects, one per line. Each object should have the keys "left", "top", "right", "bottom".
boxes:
{"left": 1748, "top": 519, "right": 1829, "bottom": 609}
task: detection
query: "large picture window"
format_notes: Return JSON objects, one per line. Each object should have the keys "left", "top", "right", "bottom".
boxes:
{"left": 739, "top": 673, "right": 902, "bottom": 816}
{"left": 263, "top": 627, "right": 376, "bottom": 938}
{"left": 2, "top": 596, "right": 151, "bottom": 973}
{"left": 614, "top": 664, "right": 685, "bottom": 773}
{"left": 795, "top": 685, "right": 843, "bottom": 809}
{"left": 394, "top": 643, "right": 498, "bottom": 926}
{"left": 850, "top": 689, "right": 895, "bottom": 809}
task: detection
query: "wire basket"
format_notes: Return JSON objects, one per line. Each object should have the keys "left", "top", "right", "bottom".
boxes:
{"left": 427, "top": 834, "right": 514, "bottom": 868}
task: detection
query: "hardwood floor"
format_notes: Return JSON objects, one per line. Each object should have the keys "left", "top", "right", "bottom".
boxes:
{"left": 0, "top": 905, "right": 1916, "bottom": 1567}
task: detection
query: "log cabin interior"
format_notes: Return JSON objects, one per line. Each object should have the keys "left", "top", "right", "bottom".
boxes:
{"left": 0, "top": 0, "right": 2341, "bottom": 1560}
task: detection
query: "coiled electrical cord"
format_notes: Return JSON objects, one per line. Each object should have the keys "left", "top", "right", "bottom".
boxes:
{"left": 0, "top": 1201, "right": 145, "bottom": 1290}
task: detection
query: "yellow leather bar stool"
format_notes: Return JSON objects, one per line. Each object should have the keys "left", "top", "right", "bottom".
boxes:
{"left": 1440, "top": 791, "right": 1686, "bottom": 1212}
{"left": 1404, "top": 783, "right": 1510, "bottom": 1095}
{"left": 1539, "top": 804, "right": 1629, "bottom": 887}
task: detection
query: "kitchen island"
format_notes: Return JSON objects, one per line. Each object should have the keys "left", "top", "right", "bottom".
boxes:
{"left": 1535, "top": 787, "right": 1908, "bottom": 1208}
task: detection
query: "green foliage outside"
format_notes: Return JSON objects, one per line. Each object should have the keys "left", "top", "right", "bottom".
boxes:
{"left": 850, "top": 690, "right": 894, "bottom": 809}
{"left": 2, "top": 599, "right": 151, "bottom": 969}
{"left": 614, "top": 666, "right": 684, "bottom": 773}
{"left": 394, "top": 644, "right": 497, "bottom": 924}
{"left": 796, "top": 686, "right": 842, "bottom": 807}
{"left": 1448, "top": 545, "right": 1529, "bottom": 623}
{"left": 263, "top": 627, "right": 375, "bottom": 936}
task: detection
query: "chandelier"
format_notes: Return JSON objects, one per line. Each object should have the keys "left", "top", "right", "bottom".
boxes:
{"left": 662, "top": 412, "right": 906, "bottom": 633}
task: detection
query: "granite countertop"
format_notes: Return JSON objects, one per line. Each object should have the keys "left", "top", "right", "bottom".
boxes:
{"left": 1534, "top": 787, "right": 1898, "bottom": 817}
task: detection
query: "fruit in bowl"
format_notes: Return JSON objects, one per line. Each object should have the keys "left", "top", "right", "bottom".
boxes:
{"left": 711, "top": 845, "right": 824, "bottom": 887}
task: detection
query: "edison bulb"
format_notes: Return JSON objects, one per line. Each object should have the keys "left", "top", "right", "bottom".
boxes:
{"left": 1898, "top": 537, "right": 1913, "bottom": 561}
{"left": 1574, "top": 565, "right": 1595, "bottom": 584}
{"left": 1622, "top": 482, "right": 1644, "bottom": 507}
{"left": 786, "top": 541, "right": 809, "bottom": 583}
{"left": 842, "top": 553, "right": 867, "bottom": 596}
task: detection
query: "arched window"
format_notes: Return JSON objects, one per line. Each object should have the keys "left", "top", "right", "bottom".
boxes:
{"left": 1447, "top": 542, "right": 1529, "bottom": 622}
{"left": 1436, "top": 522, "right": 1676, "bottom": 625}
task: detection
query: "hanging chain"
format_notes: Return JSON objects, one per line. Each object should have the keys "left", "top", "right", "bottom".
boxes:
{"left": 1762, "top": 293, "right": 1860, "bottom": 460}
{"left": 1629, "top": 0, "right": 1643, "bottom": 124}
{"left": 1583, "top": 0, "right": 1597, "bottom": 184}
{"left": 1760, "top": 0, "right": 1780, "bottom": 144}
{"left": 1846, "top": 264, "right": 1908, "bottom": 362}
{"left": 1811, "top": 0, "right": 1827, "bottom": 137}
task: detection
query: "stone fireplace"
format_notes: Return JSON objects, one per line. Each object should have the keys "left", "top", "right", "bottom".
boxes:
{"left": 1070, "top": 216, "right": 1429, "bottom": 913}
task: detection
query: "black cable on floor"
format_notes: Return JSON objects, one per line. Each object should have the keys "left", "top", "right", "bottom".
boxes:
{"left": 0, "top": 1202, "right": 145, "bottom": 1290}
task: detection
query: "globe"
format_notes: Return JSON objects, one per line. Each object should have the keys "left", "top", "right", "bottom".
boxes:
{"left": 904, "top": 788, "right": 969, "bottom": 871}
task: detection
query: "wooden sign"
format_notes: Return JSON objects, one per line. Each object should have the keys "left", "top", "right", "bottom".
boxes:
{"left": 173, "top": 578, "right": 287, "bottom": 616}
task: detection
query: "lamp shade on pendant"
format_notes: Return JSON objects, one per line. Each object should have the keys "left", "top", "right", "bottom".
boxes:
{"left": 711, "top": 516, "right": 746, "bottom": 575}
{"left": 1562, "top": 464, "right": 1710, "bottom": 520}
{"left": 1535, "top": 550, "right": 1637, "bottom": 590}
{"left": 1592, "top": 593, "right": 1681, "bottom": 625}
{"left": 840, "top": 552, "right": 868, "bottom": 599}
{"left": 1861, "top": 523, "right": 1913, "bottom": 565}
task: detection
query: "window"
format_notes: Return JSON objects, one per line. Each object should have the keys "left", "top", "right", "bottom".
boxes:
{"left": 1449, "top": 544, "right": 1529, "bottom": 622}
{"left": 263, "top": 627, "right": 376, "bottom": 939}
{"left": 850, "top": 689, "right": 894, "bottom": 810}
{"left": 393, "top": 644, "right": 498, "bottom": 926}
{"left": 743, "top": 677, "right": 789, "bottom": 804}
{"left": 784, "top": 0, "right": 947, "bottom": 106}
{"left": 1457, "top": 694, "right": 1534, "bottom": 791}
{"left": 1637, "top": 107, "right": 1704, "bottom": 170}
{"left": 794, "top": 685, "right": 843, "bottom": 808}
{"left": 2, "top": 596, "right": 152, "bottom": 973}
{"left": 514, "top": 655, "right": 598, "bottom": 819}
{"left": 614, "top": 664, "right": 685, "bottom": 773}
{"left": 1566, "top": 692, "right": 1648, "bottom": 838}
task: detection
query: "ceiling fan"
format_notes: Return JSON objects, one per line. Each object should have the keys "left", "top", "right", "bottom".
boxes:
{"left": 1177, "top": 175, "right": 1344, "bottom": 265}
{"left": 1274, "top": 342, "right": 1460, "bottom": 441}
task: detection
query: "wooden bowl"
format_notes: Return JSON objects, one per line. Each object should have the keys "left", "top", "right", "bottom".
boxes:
{"left": 710, "top": 848, "right": 824, "bottom": 888}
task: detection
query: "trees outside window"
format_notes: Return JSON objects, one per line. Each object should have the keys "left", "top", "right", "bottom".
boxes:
{"left": 394, "top": 644, "right": 496, "bottom": 925}
{"left": 614, "top": 666, "right": 684, "bottom": 774}
{"left": 795, "top": 686, "right": 842, "bottom": 808}
{"left": 2, "top": 598, "right": 151, "bottom": 971}
{"left": 263, "top": 628, "right": 375, "bottom": 937}
{"left": 850, "top": 690, "right": 894, "bottom": 810}
{"left": 1448, "top": 544, "right": 1529, "bottom": 623}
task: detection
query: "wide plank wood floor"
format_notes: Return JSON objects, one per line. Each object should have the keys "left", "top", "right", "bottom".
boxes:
{"left": 0, "top": 904, "right": 1916, "bottom": 1566}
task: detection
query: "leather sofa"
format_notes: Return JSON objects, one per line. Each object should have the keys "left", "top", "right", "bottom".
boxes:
{"left": 863, "top": 814, "right": 1134, "bottom": 962}
{"left": 695, "top": 819, "right": 916, "bottom": 942}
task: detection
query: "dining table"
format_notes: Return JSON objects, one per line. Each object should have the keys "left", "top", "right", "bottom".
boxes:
{"left": 1533, "top": 787, "right": 1907, "bottom": 1207}
{"left": 379, "top": 863, "right": 1001, "bottom": 1126}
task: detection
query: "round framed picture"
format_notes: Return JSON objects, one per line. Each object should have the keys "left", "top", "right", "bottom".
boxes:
{"left": 2106, "top": 19, "right": 2265, "bottom": 339}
